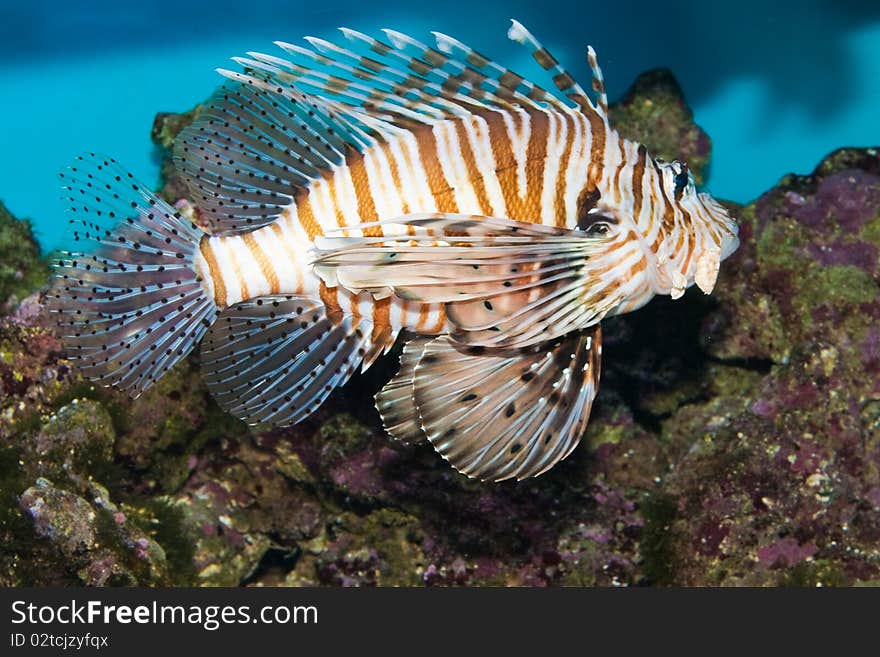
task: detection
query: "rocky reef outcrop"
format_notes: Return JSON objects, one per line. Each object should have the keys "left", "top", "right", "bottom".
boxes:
{"left": 1, "top": 69, "right": 878, "bottom": 587}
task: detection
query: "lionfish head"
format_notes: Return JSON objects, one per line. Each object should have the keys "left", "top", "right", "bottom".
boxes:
{"left": 649, "top": 160, "right": 739, "bottom": 298}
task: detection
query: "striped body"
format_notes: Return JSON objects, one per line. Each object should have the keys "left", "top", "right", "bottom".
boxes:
{"left": 194, "top": 102, "right": 730, "bottom": 334}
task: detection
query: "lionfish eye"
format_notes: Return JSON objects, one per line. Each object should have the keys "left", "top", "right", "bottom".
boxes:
{"left": 575, "top": 187, "right": 616, "bottom": 235}
{"left": 673, "top": 162, "right": 690, "bottom": 201}
{"left": 577, "top": 212, "right": 616, "bottom": 236}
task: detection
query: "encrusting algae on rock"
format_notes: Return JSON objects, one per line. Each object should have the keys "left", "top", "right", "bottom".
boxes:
{"left": 1, "top": 46, "right": 878, "bottom": 586}
{"left": 0, "top": 202, "right": 48, "bottom": 313}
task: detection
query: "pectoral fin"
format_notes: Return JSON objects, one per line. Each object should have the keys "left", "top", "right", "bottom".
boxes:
{"left": 375, "top": 325, "right": 602, "bottom": 481}
{"left": 313, "top": 213, "right": 628, "bottom": 347}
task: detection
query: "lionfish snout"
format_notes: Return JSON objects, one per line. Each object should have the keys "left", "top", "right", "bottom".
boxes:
{"left": 687, "top": 192, "right": 739, "bottom": 295}
{"left": 706, "top": 195, "right": 740, "bottom": 263}
{"left": 696, "top": 192, "right": 740, "bottom": 261}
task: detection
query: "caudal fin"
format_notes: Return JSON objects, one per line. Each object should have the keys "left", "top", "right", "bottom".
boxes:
{"left": 48, "top": 154, "right": 218, "bottom": 396}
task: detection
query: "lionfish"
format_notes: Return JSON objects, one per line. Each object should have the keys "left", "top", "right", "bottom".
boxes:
{"left": 49, "top": 21, "right": 739, "bottom": 482}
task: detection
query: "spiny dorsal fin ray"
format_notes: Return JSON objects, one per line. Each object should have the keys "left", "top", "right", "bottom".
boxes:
{"left": 219, "top": 67, "right": 396, "bottom": 144}
{"left": 506, "top": 19, "right": 604, "bottom": 116}
{"left": 313, "top": 213, "right": 638, "bottom": 348}
{"left": 380, "top": 27, "right": 564, "bottom": 110}
{"left": 200, "top": 294, "right": 397, "bottom": 428}
{"left": 236, "top": 40, "right": 483, "bottom": 132}
{"left": 269, "top": 37, "right": 482, "bottom": 119}
{"left": 585, "top": 46, "right": 608, "bottom": 114}
{"left": 231, "top": 54, "right": 456, "bottom": 134}
{"left": 227, "top": 21, "right": 576, "bottom": 138}
{"left": 173, "top": 80, "right": 366, "bottom": 235}
{"left": 411, "top": 327, "right": 602, "bottom": 481}
{"left": 374, "top": 338, "right": 431, "bottom": 445}
{"left": 430, "top": 29, "right": 558, "bottom": 108}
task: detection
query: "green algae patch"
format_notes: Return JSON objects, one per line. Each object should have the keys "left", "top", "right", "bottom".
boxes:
{"left": 781, "top": 560, "right": 848, "bottom": 588}
{"left": 293, "top": 508, "right": 426, "bottom": 587}
{"left": 355, "top": 508, "right": 425, "bottom": 586}
{"left": 795, "top": 265, "right": 877, "bottom": 308}
{"left": 274, "top": 447, "right": 315, "bottom": 485}
{"left": 319, "top": 413, "right": 374, "bottom": 455}
{"left": 141, "top": 499, "right": 198, "bottom": 585}
{"left": 862, "top": 213, "right": 880, "bottom": 246}
{"left": 755, "top": 216, "right": 807, "bottom": 268}
{"left": 32, "top": 399, "right": 116, "bottom": 477}
{"left": 17, "top": 478, "right": 170, "bottom": 586}
{"left": 164, "top": 488, "right": 272, "bottom": 587}
{"left": 639, "top": 493, "right": 682, "bottom": 586}
{"left": 585, "top": 409, "right": 630, "bottom": 450}
{"left": 0, "top": 202, "right": 48, "bottom": 307}
{"left": 112, "top": 360, "right": 245, "bottom": 493}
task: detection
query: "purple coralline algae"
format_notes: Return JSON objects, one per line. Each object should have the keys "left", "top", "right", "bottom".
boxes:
{"left": 0, "top": 71, "right": 878, "bottom": 587}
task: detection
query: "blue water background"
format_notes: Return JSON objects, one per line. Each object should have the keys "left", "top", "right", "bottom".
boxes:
{"left": 1, "top": 0, "right": 878, "bottom": 250}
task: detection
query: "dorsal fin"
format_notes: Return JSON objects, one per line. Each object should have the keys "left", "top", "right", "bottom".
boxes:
{"left": 223, "top": 22, "right": 580, "bottom": 134}
{"left": 172, "top": 80, "right": 367, "bottom": 235}
{"left": 257, "top": 36, "right": 478, "bottom": 120}
{"left": 506, "top": 20, "right": 605, "bottom": 116}
{"left": 174, "top": 22, "right": 607, "bottom": 235}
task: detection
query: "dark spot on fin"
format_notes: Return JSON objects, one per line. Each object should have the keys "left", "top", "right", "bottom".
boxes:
{"left": 407, "top": 326, "right": 603, "bottom": 482}
{"left": 49, "top": 154, "right": 216, "bottom": 397}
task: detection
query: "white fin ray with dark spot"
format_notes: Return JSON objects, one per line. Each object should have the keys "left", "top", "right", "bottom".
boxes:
{"left": 48, "top": 154, "right": 216, "bottom": 397}
{"left": 406, "top": 326, "right": 601, "bottom": 481}
{"left": 200, "top": 294, "right": 396, "bottom": 427}
{"left": 314, "top": 213, "right": 637, "bottom": 347}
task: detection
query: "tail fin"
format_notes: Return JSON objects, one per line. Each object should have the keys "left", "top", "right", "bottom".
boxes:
{"left": 48, "top": 153, "right": 218, "bottom": 396}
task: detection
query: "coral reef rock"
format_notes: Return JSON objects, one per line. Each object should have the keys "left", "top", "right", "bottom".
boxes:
{"left": 0, "top": 202, "right": 48, "bottom": 313}
{"left": 1, "top": 73, "right": 878, "bottom": 587}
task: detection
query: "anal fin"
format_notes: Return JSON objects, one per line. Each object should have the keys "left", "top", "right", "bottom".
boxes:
{"left": 200, "top": 294, "right": 393, "bottom": 427}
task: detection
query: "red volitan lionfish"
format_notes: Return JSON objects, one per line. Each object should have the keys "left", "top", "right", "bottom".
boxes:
{"left": 50, "top": 21, "right": 739, "bottom": 482}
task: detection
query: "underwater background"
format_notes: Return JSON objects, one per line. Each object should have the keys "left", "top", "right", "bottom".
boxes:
{"left": 1, "top": 0, "right": 879, "bottom": 247}
{"left": 1, "top": 0, "right": 880, "bottom": 587}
